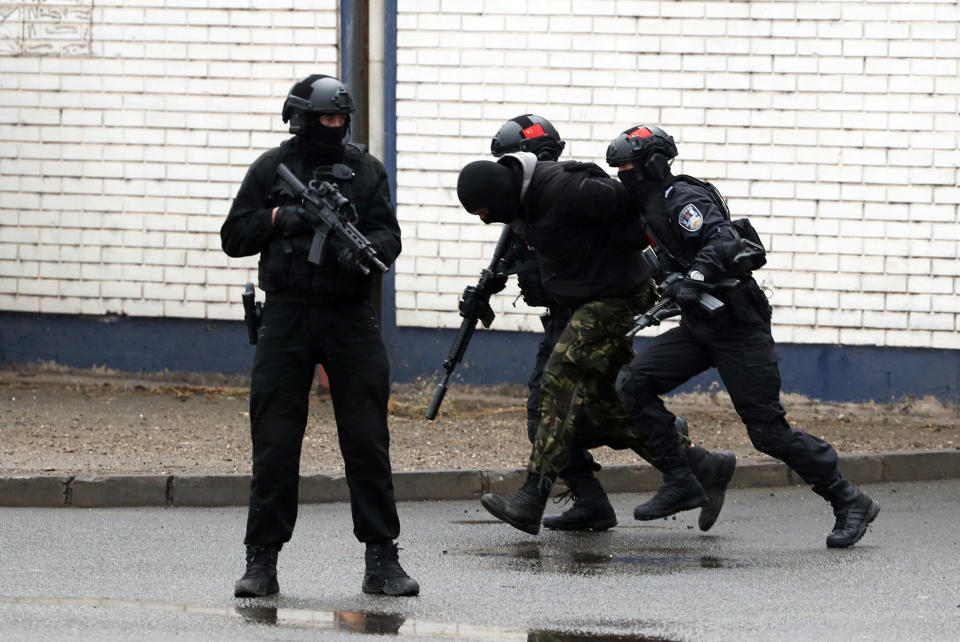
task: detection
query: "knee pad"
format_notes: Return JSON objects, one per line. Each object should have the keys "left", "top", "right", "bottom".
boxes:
{"left": 746, "top": 419, "right": 791, "bottom": 459}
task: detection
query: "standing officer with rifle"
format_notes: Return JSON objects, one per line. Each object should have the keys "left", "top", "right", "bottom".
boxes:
{"left": 608, "top": 125, "right": 880, "bottom": 548}
{"left": 428, "top": 115, "right": 620, "bottom": 532}
{"left": 221, "top": 74, "right": 419, "bottom": 598}
{"left": 454, "top": 143, "right": 736, "bottom": 536}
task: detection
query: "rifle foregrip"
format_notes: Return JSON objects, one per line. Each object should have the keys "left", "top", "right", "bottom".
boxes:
{"left": 425, "top": 382, "right": 448, "bottom": 420}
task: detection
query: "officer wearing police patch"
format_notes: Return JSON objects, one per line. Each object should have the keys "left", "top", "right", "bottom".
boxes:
{"left": 221, "top": 74, "right": 418, "bottom": 597}
{"left": 608, "top": 125, "right": 880, "bottom": 548}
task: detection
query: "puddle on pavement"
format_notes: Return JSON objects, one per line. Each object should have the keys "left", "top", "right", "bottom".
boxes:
{"left": 0, "top": 595, "right": 682, "bottom": 640}
{"left": 461, "top": 542, "right": 745, "bottom": 575}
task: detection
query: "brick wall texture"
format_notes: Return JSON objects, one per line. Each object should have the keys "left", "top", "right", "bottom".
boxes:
{"left": 2, "top": 1, "right": 959, "bottom": 350}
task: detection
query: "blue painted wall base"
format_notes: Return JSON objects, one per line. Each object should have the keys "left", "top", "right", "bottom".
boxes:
{"left": 2, "top": 311, "right": 957, "bottom": 404}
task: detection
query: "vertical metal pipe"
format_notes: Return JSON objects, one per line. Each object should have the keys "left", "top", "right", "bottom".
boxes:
{"left": 367, "top": 0, "right": 385, "bottom": 160}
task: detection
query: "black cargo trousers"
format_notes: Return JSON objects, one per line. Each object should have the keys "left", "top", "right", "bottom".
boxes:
{"left": 617, "top": 284, "right": 839, "bottom": 487}
{"left": 525, "top": 306, "right": 601, "bottom": 481}
{"left": 244, "top": 295, "right": 400, "bottom": 547}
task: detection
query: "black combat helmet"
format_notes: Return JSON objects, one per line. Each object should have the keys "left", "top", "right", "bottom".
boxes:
{"left": 606, "top": 125, "right": 677, "bottom": 181}
{"left": 491, "top": 114, "right": 565, "bottom": 161}
{"left": 281, "top": 74, "right": 355, "bottom": 136}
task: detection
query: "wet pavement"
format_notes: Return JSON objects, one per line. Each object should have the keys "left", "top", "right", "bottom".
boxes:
{"left": 1, "top": 480, "right": 958, "bottom": 641}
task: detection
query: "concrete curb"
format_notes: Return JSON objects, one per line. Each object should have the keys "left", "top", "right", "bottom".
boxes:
{"left": 1, "top": 449, "right": 958, "bottom": 508}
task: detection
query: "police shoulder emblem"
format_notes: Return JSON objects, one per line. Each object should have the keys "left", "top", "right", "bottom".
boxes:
{"left": 678, "top": 204, "right": 703, "bottom": 232}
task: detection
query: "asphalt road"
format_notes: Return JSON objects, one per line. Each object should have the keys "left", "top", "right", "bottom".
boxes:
{"left": 1, "top": 480, "right": 958, "bottom": 641}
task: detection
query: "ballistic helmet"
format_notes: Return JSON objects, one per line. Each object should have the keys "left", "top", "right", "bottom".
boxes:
{"left": 491, "top": 114, "right": 565, "bottom": 161}
{"left": 281, "top": 75, "right": 355, "bottom": 136}
{"left": 606, "top": 125, "right": 677, "bottom": 175}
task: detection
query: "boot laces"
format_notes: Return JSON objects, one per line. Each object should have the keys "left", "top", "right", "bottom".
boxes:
{"left": 551, "top": 489, "right": 574, "bottom": 506}
{"left": 374, "top": 544, "right": 408, "bottom": 578}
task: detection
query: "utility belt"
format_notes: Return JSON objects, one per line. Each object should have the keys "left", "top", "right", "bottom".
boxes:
{"left": 264, "top": 290, "right": 364, "bottom": 305}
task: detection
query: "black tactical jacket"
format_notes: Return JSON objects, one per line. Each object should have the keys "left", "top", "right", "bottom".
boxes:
{"left": 221, "top": 138, "right": 401, "bottom": 301}
{"left": 510, "top": 159, "right": 650, "bottom": 309}
{"left": 642, "top": 175, "right": 740, "bottom": 282}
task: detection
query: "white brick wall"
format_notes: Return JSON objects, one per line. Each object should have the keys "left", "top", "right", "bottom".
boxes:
{"left": 1, "top": 1, "right": 958, "bottom": 350}
{"left": 395, "top": 0, "right": 960, "bottom": 349}
{"left": 0, "top": 0, "right": 339, "bottom": 321}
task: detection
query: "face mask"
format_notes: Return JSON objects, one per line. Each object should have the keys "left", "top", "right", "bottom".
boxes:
{"left": 308, "top": 120, "right": 347, "bottom": 146}
{"left": 618, "top": 169, "right": 648, "bottom": 198}
{"left": 457, "top": 160, "right": 521, "bottom": 224}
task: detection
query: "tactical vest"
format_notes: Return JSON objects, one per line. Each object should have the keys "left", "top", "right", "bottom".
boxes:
{"left": 258, "top": 142, "right": 369, "bottom": 294}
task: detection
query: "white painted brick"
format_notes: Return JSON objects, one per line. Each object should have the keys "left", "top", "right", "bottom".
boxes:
{"left": 122, "top": 299, "right": 164, "bottom": 317}
{"left": 0, "top": 294, "right": 39, "bottom": 313}
{"left": 907, "top": 276, "right": 955, "bottom": 295}
{"left": 862, "top": 275, "right": 906, "bottom": 293}
{"left": 931, "top": 330, "right": 960, "bottom": 350}
{"left": 884, "top": 329, "right": 932, "bottom": 348}
{"left": 58, "top": 281, "right": 101, "bottom": 298}
{"left": 864, "top": 311, "right": 908, "bottom": 330}
{"left": 886, "top": 257, "right": 932, "bottom": 275}
{"left": 18, "top": 279, "right": 59, "bottom": 296}
{"left": 887, "top": 293, "right": 931, "bottom": 313}
{"left": 101, "top": 281, "right": 143, "bottom": 299}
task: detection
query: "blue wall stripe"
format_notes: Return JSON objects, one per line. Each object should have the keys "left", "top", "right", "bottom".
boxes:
{"left": 1, "top": 311, "right": 957, "bottom": 405}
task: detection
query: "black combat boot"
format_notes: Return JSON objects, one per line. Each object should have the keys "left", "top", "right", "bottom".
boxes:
{"left": 687, "top": 447, "right": 737, "bottom": 532}
{"left": 480, "top": 473, "right": 552, "bottom": 535}
{"left": 362, "top": 541, "right": 420, "bottom": 596}
{"left": 542, "top": 476, "right": 617, "bottom": 531}
{"left": 633, "top": 467, "right": 706, "bottom": 521}
{"left": 234, "top": 544, "right": 280, "bottom": 598}
{"left": 815, "top": 477, "right": 881, "bottom": 548}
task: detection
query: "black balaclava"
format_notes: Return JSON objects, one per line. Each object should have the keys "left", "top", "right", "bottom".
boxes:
{"left": 456, "top": 160, "right": 521, "bottom": 224}
{"left": 296, "top": 114, "right": 349, "bottom": 162}
{"left": 618, "top": 151, "right": 673, "bottom": 200}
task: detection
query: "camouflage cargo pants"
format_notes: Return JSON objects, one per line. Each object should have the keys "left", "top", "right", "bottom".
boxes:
{"left": 529, "top": 281, "right": 691, "bottom": 490}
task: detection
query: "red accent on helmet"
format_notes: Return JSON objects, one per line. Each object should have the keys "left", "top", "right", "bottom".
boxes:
{"left": 628, "top": 127, "right": 653, "bottom": 139}
{"left": 645, "top": 231, "right": 656, "bottom": 246}
{"left": 522, "top": 123, "right": 547, "bottom": 139}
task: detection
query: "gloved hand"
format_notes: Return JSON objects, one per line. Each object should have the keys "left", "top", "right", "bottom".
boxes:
{"left": 336, "top": 244, "right": 366, "bottom": 274}
{"left": 273, "top": 205, "right": 312, "bottom": 237}
{"left": 661, "top": 273, "right": 701, "bottom": 308}
{"left": 483, "top": 272, "right": 508, "bottom": 296}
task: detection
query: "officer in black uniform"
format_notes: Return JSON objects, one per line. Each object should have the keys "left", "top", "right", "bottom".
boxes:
{"left": 608, "top": 125, "right": 880, "bottom": 548}
{"left": 221, "top": 75, "right": 418, "bottom": 596}
{"left": 488, "top": 114, "right": 616, "bottom": 532}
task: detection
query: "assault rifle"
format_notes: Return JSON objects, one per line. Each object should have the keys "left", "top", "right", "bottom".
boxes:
{"left": 425, "top": 226, "right": 515, "bottom": 420}
{"left": 276, "top": 163, "right": 388, "bottom": 275}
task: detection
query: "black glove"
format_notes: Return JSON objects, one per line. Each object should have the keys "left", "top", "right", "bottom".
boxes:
{"left": 483, "top": 272, "right": 508, "bottom": 296}
{"left": 661, "top": 273, "right": 701, "bottom": 308}
{"left": 336, "top": 244, "right": 365, "bottom": 274}
{"left": 273, "top": 205, "right": 312, "bottom": 237}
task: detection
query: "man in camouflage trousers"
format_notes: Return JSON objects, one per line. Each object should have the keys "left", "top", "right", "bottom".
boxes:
{"left": 456, "top": 150, "right": 735, "bottom": 535}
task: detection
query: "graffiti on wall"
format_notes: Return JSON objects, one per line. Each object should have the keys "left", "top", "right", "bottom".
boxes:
{"left": 1, "top": 1, "right": 93, "bottom": 56}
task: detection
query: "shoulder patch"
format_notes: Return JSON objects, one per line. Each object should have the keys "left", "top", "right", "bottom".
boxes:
{"left": 678, "top": 204, "right": 703, "bottom": 232}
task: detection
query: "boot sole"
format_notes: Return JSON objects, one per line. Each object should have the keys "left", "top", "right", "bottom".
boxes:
{"left": 633, "top": 494, "right": 706, "bottom": 521}
{"left": 480, "top": 494, "right": 541, "bottom": 535}
{"left": 234, "top": 579, "right": 279, "bottom": 598}
{"left": 826, "top": 500, "right": 880, "bottom": 548}
{"left": 542, "top": 517, "right": 618, "bottom": 532}
{"left": 698, "top": 453, "right": 736, "bottom": 532}
{"left": 363, "top": 582, "right": 420, "bottom": 596}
